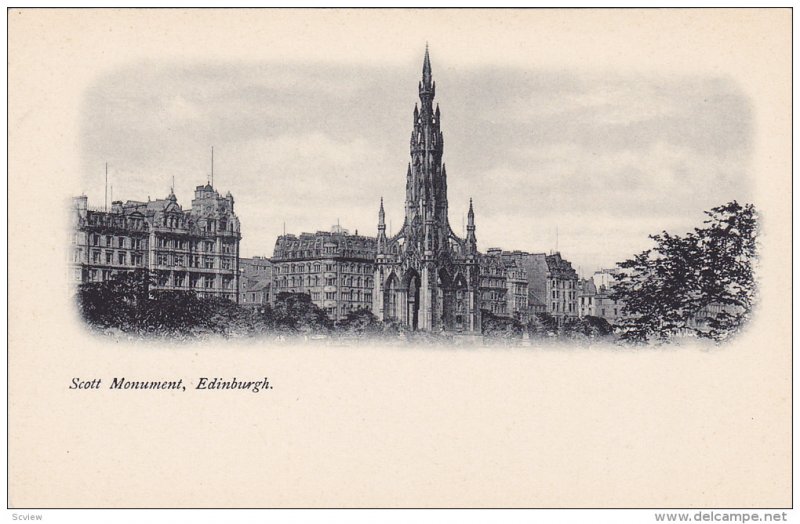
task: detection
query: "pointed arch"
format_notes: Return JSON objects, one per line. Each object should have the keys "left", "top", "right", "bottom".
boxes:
{"left": 383, "top": 271, "right": 400, "bottom": 321}
{"left": 402, "top": 268, "right": 422, "bottom": 330}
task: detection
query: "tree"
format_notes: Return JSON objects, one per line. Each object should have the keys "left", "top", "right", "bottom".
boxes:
{"left": 482, "top": 309, "right": 524, "bottom": 341}
{"left": 268, "top": 292, "right": 333, "bottom": 335}
{"left": 77, "top": 269, "right": 152, "bottom": 331}
{"left": 562, "top": 315, "right": 614, "bottom": 340}
{"left": 527, "top": 312, "right": 559, "bottom": 338}
{"left": 77, "top": 270, "right": 257, "bottom": 338}
{"left": 335, "top": 308, "right": 385, "bottom": 338}
{"left": 611, "top": 201, "right": 757, "bottom": 343}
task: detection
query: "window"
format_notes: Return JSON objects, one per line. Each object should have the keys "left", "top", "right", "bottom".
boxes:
{"left": 105, "top": 235, "right": 112, "bottom": 247}
{"left": 204, "top": 257, "right": 214, "bottom": 269}
{"left": 132, "top": 238, "right": 142, "bottom": 250}
{"left": 117, "top": 252, "right": 126, "bottom": 265}
{"left": 175, "top": 255, "right": 184, "bottom": 266}
{"left": 91, "top": 234, "right": 99, "bottom": 246}
{"left": 105, "top": 251, "right": 113, "bottom": 264}
{"left": 117, "top": 237, "right": 125, "bottom": 248}
{"left": 326, "top": 277, "right": 336, "bottom": 286}
{"left": 133, "top": 254, "right": 143, "bottom": 266}
{"left": 325, "top": 292, "right": 335, "bottom": 300}
{"left": 204, "top": 276, "right": 215, "bottom": 289}
{"left": 92, "top": 250, "right": 100, "bottom": 263}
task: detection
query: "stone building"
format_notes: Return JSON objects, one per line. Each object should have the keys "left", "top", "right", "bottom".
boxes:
{"left": 503, "top": 251, "right": 579, "bottom": 324}
{"left": 542, "top": 252, "right": 579, "bottom": 322}
{"left": 70, "top": 182, "right": 241, "bottom": 301}
{"left": 239, "top": 256, "right": 273, "bottom": 308}
{"left": 479, "top": 249, "right": 509, "bottom": 316}
{"left": 578, "top": 268, "right": 624, "bottom": 324}
{"left": 373, "top": 46, "right": 481, "bottom": 333}
{"left": 504, "top": 258, "right": 529, "bottom": 320}
{"left": 271, "top": 227, "right": 376, "bottom": 321}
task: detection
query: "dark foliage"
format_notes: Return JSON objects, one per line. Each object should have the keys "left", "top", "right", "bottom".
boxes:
{"left": 77, "top": 269, "right": 152, "bottom": 331}
{"left": 268, "top": 292, "right": 333, "bottom": 335}
{"left": 335, "top": 308, "right": 387, "bottom": 338}
{"left": 562, "top": 315, "right": 614, "bottom": 340}
{"left": 611, "top": 201, "right": 757, "bottom": 343}
{"left": 481, "top": 309, "right": 524, "bottom": 340}
{"left": 77, "top": 270, "right": 251, "bottom": 338}
{"left": 527, "top": 312, "right": 559, "bottom": 338}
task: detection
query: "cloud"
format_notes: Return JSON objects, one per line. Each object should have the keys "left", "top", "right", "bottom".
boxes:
{"left": 79, "top": 60, "right": 753, "bottom": 274}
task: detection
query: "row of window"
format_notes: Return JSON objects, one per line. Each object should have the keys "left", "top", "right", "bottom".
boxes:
{"left": 276, "top": 262, "right": 373, "bottom": 275}
{"left": 155, "top": 253, "right": 233, "bottom": 270}
{"left": 579, "top": 308, "right": 619, "bottom": 317}
{"left": 550, "top": 302, "right": 577, "bottom": 313}
{"left": 277, "top": 248, "right": 375, "bottom": 260}
{"left": 85, "top": 249, "right": 145, "bottom": 267}
{"left": 89, "top": 234, "right": 144, "bottom": 250}
{"left": 277, "top": 275, "right": 373, "bottom": 288}
{"left": 82, "top": 268, "right": 237, "bottom": 294}
{"left": 87, "top": 234, "right": 235, "bottom": 254}
{"left": 88, "top": 214, "right": 145, "bottom": 230}
{"left": 306, "top": 290, "right": 373, "bottom": 302}
{"left": 155, "top": 272, "right": 236, "bottom": 290}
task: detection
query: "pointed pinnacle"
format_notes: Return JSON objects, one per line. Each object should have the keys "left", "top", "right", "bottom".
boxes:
{"left": 422, "top": 44, "right": 432, "bottom": 84}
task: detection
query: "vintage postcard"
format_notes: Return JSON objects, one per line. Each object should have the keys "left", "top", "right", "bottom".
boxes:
{"left": 7, "top": 8, "right": 791, "bottom": 509}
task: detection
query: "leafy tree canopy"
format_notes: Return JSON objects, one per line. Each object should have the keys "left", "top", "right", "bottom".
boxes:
{"left": 611, "top": 201, "right": 757, "bottom": 343}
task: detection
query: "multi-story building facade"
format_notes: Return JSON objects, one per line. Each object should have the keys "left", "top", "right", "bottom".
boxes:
{"left": 373, "top": 46, "right": 481, "bottom": 333}
{"left": 271, "top": 228, "right": 376, "bottom": 321}
{"left": 504, "top": 258, "right": 529, "bottom": 320}
{"left": 479, "top": 249, "right": 509, "bottom": 316}
{"left": 70, "top": 182, "right": 241, "bottom": 301}
{"left": 516, "top": 252, "right": 579, "bottom": 324}
{"left": 543, "top": 252, "right": 579, "bottom": 322}
{"left": 578, "top": 268, "right": 624, "bottom": 324}
{"left": 239, "top": 256, "right": 273, "bottom": 308}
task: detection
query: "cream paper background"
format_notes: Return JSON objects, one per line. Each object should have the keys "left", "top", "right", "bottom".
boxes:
{"left": 7, "top": 9, "right": 791, "bottom": 508}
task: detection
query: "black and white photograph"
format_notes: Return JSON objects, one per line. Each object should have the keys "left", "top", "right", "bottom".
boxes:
{"left": 7, "top": 7, "right": 792, "bottom": 517}
{"left": 70, "top": 37, "right": 757, "bottom": 346}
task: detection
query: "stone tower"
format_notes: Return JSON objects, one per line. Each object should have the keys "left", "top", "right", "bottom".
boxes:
{"left": 373, "top": 46, "right": 481, "bottom": 333}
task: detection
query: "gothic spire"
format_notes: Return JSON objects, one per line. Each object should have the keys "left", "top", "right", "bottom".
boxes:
{"left": 466, "top": 198, "right": 476, "bottom": 251}
{"left": 422, "top": 43, "right": 432, "bottom": 88}
{"left": 419, "top": 44, "right": 435, "bottom": 102}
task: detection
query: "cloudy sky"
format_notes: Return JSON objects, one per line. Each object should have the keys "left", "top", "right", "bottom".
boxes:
{"left": 79, "top": 54, "right": 752, "bottom": 275}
